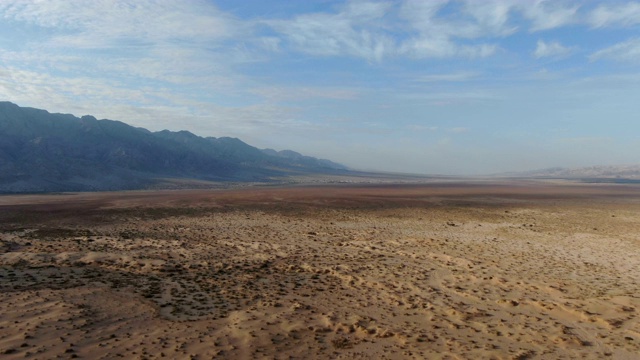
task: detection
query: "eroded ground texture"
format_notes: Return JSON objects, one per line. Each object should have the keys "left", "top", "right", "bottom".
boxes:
{"left": 1, "top": 182, "right": 640, "bottom": 359}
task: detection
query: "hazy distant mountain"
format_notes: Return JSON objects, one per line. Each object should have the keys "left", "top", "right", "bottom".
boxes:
{"left": 261, "top": 148, "right": 346, "bottom": 170}
{"left": 0, "top": 102, "right": 348, "bottom": 193}
{"left": 499, "top": 165, "right": 640, "bottom": 180}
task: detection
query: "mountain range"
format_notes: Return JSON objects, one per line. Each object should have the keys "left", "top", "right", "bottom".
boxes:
{"left": 0, "top": 102, "right": 347, "bottom": 193}
{"left": 497, "top": 165, "right": 640, "bottom": 182}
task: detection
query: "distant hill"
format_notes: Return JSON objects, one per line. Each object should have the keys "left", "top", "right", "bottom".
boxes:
{"left": 0, "top": 101, "right": 348, "bottom": 193}
{"left": 498, "top": 165, "right": 640, "bottom": 182}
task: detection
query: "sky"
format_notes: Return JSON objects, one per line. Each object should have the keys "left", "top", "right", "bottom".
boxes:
{"left": 1, "top": 0, "right": 639, "bottom": 175}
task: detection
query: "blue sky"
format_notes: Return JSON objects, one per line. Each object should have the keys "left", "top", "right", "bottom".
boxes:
{"left": 1, "top": 0, "right": 639, "bottom": 174}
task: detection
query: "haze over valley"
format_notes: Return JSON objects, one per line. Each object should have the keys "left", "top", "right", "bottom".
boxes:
{"left": 2, "top": 101, "right": 639, "bottom": 194}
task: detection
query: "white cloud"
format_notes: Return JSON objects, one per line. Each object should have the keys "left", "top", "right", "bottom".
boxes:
{"left": 459, "top": 0, "right": 579, "bottom": 34}
{"left": 0, "top": 61, "right": 310, "bottom": 141}
{"left": 0, "top": 0, "right": 268, "bottom": 129}
{"left": 534, "top": 40, "right": 574, "bottom": 58}
{"left": 400, "top": 0, "right": 505, "bottom": 39}
{"left": 462, "top": 0, "right": 518, "bottom": 36}
{"left": 0, "top": 0, "right": 238, "bottom": 46}
{"left": 399, "top": 38, "right": 497, "bottom": 59}
{"left": 364, "top": 0, "right": 577, "bottom": 59}
{"left": 0, "top": 0, "right": 246, "bottom": 86}
{"left": 255, "top": 0, "right": 585, "bottom": 61}
{"left": 590, "top": 38, "right": 640, "bottom": 62}
{"left": 520, "top": 0, "right": 580, "bottom": 31}
{"left": 589, "top": 2, "right": 640, "bottom": 28}
{"left": 265, "top": 0, "right": 512, "bottom": 60}
{"left": 398, "top": 0, "right": 500, "bottom": 58}
{"left": 265, "top": 0, "right": 395, "bottom": 62}
{"left": 11, "top": 66, "right": 215, "bottom": 114}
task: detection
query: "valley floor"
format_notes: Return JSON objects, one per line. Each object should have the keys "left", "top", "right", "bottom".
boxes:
{"left": 1, "top": 181, "right": 640, "bottom": 359}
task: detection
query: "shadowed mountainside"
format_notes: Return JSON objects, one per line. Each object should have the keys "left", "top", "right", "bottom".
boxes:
{"left": 0, "top": 102, "right": 348, "bottom": 193}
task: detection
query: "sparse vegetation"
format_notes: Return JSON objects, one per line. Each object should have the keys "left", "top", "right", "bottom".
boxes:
{"left": 1, "top": 184, "right": 639, "bottom": 359}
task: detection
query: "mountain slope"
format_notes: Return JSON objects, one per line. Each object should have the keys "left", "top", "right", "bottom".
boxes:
{"left": 0, "top": 102, "right": 348, "bottom": 192}
{"left": 261, "top": 148, "right": 346, "bottom": 170}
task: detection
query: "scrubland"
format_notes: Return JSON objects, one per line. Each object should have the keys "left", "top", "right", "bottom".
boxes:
{"left": 1, "top": 182, "right": 639, "bottom": 359}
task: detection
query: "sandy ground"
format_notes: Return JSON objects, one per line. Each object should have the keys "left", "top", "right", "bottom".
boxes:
{"left": 1, "top": 181, "right": 640, "bottom": 359}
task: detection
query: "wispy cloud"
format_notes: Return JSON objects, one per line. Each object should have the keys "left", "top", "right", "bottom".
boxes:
{"left": 414, "top": 72, "right": 480, "bottom": 82}
{"left": 250, "top": 86, "right": 360, "bottom": 101}
{"left": 265, "top": 0, "right": 394, "bottom": 62}
{"left": 399, "top": 38, "right": 497, "bottom": 59}
{"left": 397, "top": 0, "right": 500, "bottom": 58}
{"left": 265, "top": 0, "right": 496, "bottom": 61}
{"left": 0, "top": 0, "right": 275, "bottom": 134}
{"left": 520, "top": 0, "right": 580, "bottom": 31}
{"left": 0, "top": 0, "right": 248, "bottom": 88}
{"left": 262, "top": 0, "right": 586, "bottom": 61}
{"left": 534, "top": 40, "right": 575, "bottom": 59}
{"left": 461, "top": 1, "right": 518, "bottom": 36}
{"left": 588, "top": 2, "right": 640, "bottom": 28}
{"left": 449, "top": 127, "right": 470, "bottom": 134}
{"left": 0, "top": 0, "right": 239, "bottom": 46}
{"left": 590, "top": 38, "right": 640, "bottom": 62}
{"left": 0, "top": 65, "right": 151, "bottom": 109}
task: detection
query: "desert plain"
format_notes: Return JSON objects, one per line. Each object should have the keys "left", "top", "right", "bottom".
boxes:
{"left": 1, "top": 180, "right": 640, "bottom": 359}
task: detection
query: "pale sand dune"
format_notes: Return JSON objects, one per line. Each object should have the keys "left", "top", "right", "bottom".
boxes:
{"left": 1, "top": 182, "right": 640, "bottom": 359}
